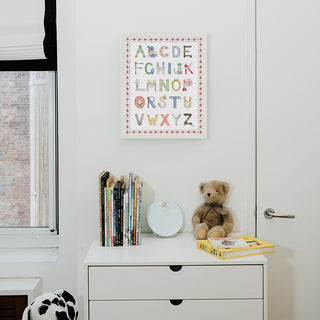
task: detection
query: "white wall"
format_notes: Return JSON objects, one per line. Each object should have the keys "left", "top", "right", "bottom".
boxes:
{"left": 0, "top": 1, "right": 255, "bottom": 318}
{"left": 75, "top": 0, "right": 255, "bottom": 235}
{"left": 75, "top": 0, "right": 255, "bottom": 312}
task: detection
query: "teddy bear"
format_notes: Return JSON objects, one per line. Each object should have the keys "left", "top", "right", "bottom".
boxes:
{"left": 192, "top": 180, "right": 234, "bottom": 239}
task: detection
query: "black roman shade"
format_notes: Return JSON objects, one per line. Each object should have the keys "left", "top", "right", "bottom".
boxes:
{"left": 0, "top": 0, "right": 57, "bottom": 71}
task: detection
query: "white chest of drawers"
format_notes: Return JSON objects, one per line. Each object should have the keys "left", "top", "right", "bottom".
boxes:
{"left": 84, "top": 233, "right": 268, "bottom": 320}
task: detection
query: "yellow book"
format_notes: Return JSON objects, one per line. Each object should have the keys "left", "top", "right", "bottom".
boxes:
{"left": 197, "top": 235, "right": 275, "bottom": 259}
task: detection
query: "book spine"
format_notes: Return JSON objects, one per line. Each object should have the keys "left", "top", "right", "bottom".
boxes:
{"left": 119, "top": 185, "right": 124, "bottom": 246}
{"left": 137, "top": 182, "right": 143, "bottom": 245}
{"left": 130, "top": 175, "right": 134, "bottom": 245}
{"left": 123, "top": 191, "right": 128, "bottom": 247}
{"left": 126, "top": 191, "right": 129, "bottom": 246}
{"left": 114, "top": 186, "right": 120, "bottom": 246}
{"left": 112, "top": 187, "right": 116, "bottom": 246}
{"left": 99, "top": 171, "right": 109, "bottom": 246}
{"left": 126, "top": 190, "right": 129, "bottom": 246}
{"left": 136, "top": 183, "right": 140, "bottom": 245}
{"left": 98, "top": 172, "right": 104, "bottom": 246}
{"left": 108, "top": 185, "right": 112, "bottom": 247}
{"left": 133, "top": 179, "right": 138, "bottom": 245}
{"left": 104, "top": 186, "right": 108, "bottom": 246}
{"left": 111, "top": 187, "right": 114, "bottom": 246}
{"left": 128, "top": 174, "right": 132, "bottom": 246}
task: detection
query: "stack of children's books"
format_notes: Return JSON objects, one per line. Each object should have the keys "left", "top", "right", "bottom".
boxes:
{"left": 99, "top": 171, "right": 143, "bottom": 246}
{"left": 197, "top": 235, "right": 275, "bottom": 259}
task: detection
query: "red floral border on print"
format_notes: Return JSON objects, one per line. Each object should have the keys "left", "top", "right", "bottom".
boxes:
{"left": 125, "top": 36, "right": 204, "bottom": 136}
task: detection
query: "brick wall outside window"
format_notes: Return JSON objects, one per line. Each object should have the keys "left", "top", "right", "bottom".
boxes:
{"left": 0, "top": 72, "right": 30, "bottom": 226}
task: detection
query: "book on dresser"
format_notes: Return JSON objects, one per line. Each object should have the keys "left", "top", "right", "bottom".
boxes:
{"left": 113, "top": 180, "right": 120, "bottom": 246}
{"left": 98, "top": 171, "right": 143, "bottom": 247}
{"left": 197, "top": 235, "right": 275, "bottom": 259}
{"left": 106, "top": 175, "right": 115, "bottom": 247}
{"left": 98, "top": 171, "right": 109, "bottom": 246}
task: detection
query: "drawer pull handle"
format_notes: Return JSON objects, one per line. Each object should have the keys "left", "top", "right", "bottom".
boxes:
{"left": 170, "top": 299, "right": 183, "bottom": 306}
{"left": 169, "top": 265, "right": 182, "bottom": 272}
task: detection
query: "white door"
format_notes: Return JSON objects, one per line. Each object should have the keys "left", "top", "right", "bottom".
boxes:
{"left": 257, "top": 1, "right": 320, "bottom": 319}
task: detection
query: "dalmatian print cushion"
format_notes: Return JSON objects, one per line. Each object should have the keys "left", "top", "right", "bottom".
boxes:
{"left": 22, "top": 290, "right": 79, "bottom": 320}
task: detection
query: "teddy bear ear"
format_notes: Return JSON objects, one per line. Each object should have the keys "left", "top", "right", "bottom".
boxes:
{"left": 199, "top": 183, "right": 205, "bottom": 193}
{"left": 220, "top": 182, "right": 230, "bottom": 194}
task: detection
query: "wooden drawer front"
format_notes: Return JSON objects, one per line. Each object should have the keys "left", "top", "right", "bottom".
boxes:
{"left": 89, "top": 265, "right": 262, "bottom": 300}
{"left": 0, "top": 296, "right": 28, "bottom": 320}
{"left": 90, "top": 300, "right": 263, "bottom": 320}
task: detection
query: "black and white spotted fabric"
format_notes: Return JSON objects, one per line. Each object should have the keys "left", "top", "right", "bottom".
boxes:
{"left": 22, "top": 290, "right": 79, "bottom": 320}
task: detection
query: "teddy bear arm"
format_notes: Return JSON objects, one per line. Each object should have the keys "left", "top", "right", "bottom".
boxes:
{"left": 222, "top": 210, "right": 234, "bottom": 235}
{"left": 192, "top": 204, "right": 206, "bottom": 226}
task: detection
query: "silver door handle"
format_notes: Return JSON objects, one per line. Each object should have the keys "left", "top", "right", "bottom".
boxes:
{"left": 264, "top": 208, "right": 295, "bottom": 219}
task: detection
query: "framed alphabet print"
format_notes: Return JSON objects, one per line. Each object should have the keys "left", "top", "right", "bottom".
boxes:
{"left": 121, "top": 34, "right": 207, "bottom": 139}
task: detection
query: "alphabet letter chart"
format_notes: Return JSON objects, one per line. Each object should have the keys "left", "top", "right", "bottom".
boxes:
{"left": 121, "top": 34, "right": 207, "bottom": 139}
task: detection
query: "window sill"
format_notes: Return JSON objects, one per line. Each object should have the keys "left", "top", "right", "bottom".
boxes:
{"left": 0, "top": 247, "right": 59, "bottom": 263}
{"left": 0, "top": 233, "right": 59, "bottom": 250}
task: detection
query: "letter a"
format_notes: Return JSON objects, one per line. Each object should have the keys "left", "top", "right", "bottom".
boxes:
{"left": 135, "top": 45, "right": 146, "bottom": 58}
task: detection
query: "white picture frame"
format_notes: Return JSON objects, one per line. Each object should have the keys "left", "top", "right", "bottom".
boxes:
{"left": 121, "top": 33, "right": 207, "bottom": 139}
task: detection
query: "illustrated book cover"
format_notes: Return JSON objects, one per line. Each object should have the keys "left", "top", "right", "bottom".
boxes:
{"left": 197, "top": 235, "right": 275, "bottom": 259}
{"left": 209, "top": 237, "right": 250, "bottom": 248}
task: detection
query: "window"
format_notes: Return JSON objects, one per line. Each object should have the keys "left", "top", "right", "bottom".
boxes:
{"left": 0, "top": 70, "right": 58, "bottom": 247}
{"left": 0, "top": 0, "right": 57, "bottom": 248}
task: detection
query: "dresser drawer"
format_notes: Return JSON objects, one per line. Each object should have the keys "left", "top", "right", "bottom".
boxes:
{"left": 90, "top": 300, "right": 263, "bottom": 320}
{"left": 89, "top": 265, "right": 262, "bottom": 300}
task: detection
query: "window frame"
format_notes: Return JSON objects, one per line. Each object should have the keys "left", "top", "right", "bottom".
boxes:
{"left": 0, "top": 71, "right": 59, "bottom": 248}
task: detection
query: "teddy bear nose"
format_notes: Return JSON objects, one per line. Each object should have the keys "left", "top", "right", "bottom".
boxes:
{"left": 207, "top": 193, "right": 211, "bottom": 197}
